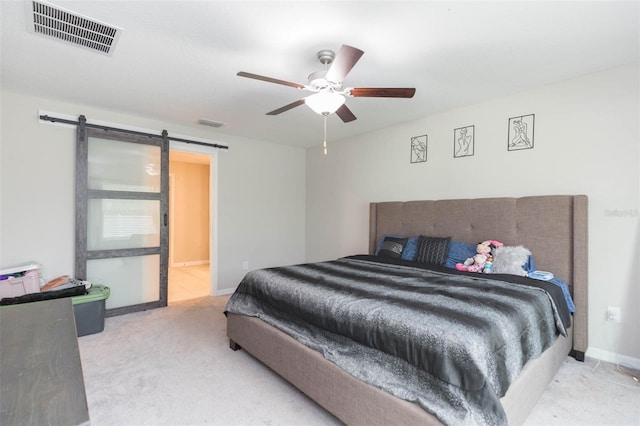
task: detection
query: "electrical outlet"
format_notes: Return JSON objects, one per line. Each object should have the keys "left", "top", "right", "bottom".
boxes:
{"left": 606, "top": 306, "right": 621, "bottom": 323}
{"left": 243, "top": 261, "right": 249, "bottom": 271}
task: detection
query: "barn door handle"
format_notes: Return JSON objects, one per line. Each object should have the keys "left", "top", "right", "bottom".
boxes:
{"left": 164, "top": 213, "right": 168, "bottom": 226}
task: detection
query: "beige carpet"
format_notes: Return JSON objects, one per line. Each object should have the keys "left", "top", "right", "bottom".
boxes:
{"left": 78, "top": 296, "right": 640, "bottom": 426}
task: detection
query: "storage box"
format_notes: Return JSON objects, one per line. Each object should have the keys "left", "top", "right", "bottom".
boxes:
{"left": 72, "top": 285, "right": 110, "bottom": 337}
{"left": 0, "top": 264, "right": 41, "bottom": 300}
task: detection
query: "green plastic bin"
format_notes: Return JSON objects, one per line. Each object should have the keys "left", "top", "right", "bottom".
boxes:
{"left": 72, "top": 285, "right": 110, "bottom": 337}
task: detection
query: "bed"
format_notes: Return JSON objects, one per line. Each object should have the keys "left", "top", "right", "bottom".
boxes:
{"left": 225, "top": 195, "right": 588, "bottom": 425}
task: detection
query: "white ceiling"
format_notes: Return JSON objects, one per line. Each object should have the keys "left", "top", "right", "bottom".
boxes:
{"left": 1, "top": 1, "right": 638, "bottom": 149}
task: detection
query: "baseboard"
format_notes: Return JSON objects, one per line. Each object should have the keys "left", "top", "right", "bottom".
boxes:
{"left": 170, "top": 260, "right": 210, "bottom": 268}
{"left": 215, "top": 287, "right": 236, "bottom": 296}
{"left": 586, "top": 347, "right": 640, "bottom": 369}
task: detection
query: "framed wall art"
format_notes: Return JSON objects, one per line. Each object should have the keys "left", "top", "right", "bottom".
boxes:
{"left": 508, "top": 114, "right": 534, "bottom": 151}
{"left": 454, "top": 125, "right": 474, "bottom": 158}
{"left": 410, "top": 134, "right": 427, "bottom": 163}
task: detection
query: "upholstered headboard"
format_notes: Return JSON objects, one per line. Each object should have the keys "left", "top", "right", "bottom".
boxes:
{"left": 369, "top": 195, "right": 588, "bottom": 357}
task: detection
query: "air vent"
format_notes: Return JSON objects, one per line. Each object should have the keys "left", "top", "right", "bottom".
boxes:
{"left": 29, "top": 1, "right": 122, "bottom": 55}
{"left": 198, "top": 119, "right": 225, "bottom": 128}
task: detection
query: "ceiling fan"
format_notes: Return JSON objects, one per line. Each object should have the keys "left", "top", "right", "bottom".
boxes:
{"left": 237, "top": 44, "right": 416, "bottom": 123}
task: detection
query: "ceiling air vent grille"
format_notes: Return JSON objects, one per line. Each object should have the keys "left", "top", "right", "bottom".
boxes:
{"left": 198, "top": 119, "right": 225, "bottom": 128}
{"left": 30, "top": 1, "right": 122, "bottom": 55}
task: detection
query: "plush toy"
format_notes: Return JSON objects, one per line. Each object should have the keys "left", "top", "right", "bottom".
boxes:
{"left": 456, "top": 240, "right": 504, "bottom": 273}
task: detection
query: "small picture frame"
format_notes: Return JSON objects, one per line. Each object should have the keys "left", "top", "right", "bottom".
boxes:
{"left": 410, "top": 135, "right": 427, "bottom": 163}
{"left": 508, "top": 114, "right": 534, "bottom": 151}
{"left": 454, "top": 125, "right": 474, "bottom": 158}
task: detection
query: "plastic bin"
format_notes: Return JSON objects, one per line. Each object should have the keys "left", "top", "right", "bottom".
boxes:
{"left": 0, "top": 263, "right": 42, "bottom": 300}
{"left": 72, "top": 285, "right": 110, "bottom": 337}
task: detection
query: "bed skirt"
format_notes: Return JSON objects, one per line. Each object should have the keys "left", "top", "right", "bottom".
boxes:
{"left": 227, "top": 313, "right": 572, "bottom": 426}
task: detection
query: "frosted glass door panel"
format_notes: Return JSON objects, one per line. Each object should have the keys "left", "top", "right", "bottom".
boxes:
{"left": 87, "top": 199, "right": 160, "bottom": 250}
{"left": 88, "top": 137, "right": 161, "bottom": 192}
{"left": 87, "top": 255, "right": 160, "bottom": 309}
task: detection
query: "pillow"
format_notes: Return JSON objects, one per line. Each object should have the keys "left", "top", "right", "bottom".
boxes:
{"left": 376, "top": 235, "right": 419, "bottom": 261}
{"left": 491, "top": 245, "right": 532, "bottom": 276}
{"left": 416, "top": 236, "right": 452, "bottom": 266}
{"left": 377, "top": 236, "right": 408, "bottom": 259}
{"left": 445, "top": 241, "right": 477, "bottom": 269}
{"left": 525, "top": 255, "right": 536, "bottom": 273}
{"left": 400, "top": 237, "right": 419, "bottom": 261}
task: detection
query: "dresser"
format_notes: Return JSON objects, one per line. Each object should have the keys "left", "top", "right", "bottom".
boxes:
{"left": 0, "top": 297, "right": 90, "bottom": 425}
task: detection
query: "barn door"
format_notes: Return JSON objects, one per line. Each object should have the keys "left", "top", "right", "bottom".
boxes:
{"left": 75, "top": 116, "right": 169, "bottom": 316}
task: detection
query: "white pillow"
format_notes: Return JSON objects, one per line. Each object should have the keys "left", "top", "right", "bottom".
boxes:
{"left": 491, "top": 245, "right": 531, "bottom": 276}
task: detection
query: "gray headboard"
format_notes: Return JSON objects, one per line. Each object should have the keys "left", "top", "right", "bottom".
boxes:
{"left": 369, "top": 195, "right": 588, "bottom": 356}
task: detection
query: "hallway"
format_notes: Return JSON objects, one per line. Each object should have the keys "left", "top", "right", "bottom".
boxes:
{"left": 168, "top": 265, "right": 210, "bottom": 304}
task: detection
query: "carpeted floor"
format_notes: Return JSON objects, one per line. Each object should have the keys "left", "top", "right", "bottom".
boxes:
{"left": 78, "top": 296, "right": 640, "bottom": 426}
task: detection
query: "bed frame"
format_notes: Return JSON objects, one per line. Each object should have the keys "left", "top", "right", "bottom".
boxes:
{"left": 227, "top": 195, "right": 588, "bottom": 425}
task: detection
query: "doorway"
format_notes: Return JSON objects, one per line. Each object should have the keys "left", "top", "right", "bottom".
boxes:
{"left": 168, "top": 149, "right": 212, "bottom": 303}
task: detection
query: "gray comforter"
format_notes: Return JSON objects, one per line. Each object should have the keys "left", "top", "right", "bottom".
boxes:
{"left": 225, "top": 256, "right": 570, "bottom": 425}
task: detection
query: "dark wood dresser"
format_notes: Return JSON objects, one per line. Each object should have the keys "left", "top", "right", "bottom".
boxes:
{"left": 0, "top": 297, "right": 90, "bottom": 425}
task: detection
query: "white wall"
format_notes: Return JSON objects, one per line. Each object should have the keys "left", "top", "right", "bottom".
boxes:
{"left": 0, "top": 90, "right": 306, "bottom": 295}
{"left": 216, "top": 120, "right": 306, "bottom": 293}
{"left": 169, "top": 160, "right": 210, "bottom": 265}
{"left": 306, "top": 63, "right": 640, "bottom": 366}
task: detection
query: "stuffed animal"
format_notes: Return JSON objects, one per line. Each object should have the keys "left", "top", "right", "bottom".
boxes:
{"left": 455, "top": 240, "right": 504, "bottom": 273}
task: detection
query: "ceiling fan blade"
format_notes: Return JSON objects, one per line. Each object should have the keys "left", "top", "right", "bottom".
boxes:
{"left": 266, "top": 99, "right": 306, "bottom": 115}
{"left": 349, "top": 87, "right": 416, "bottom": 98}
{"left": 237, "top": 71, "right": 306, "bottom": 89}
{"left": 336, "top": 104, "right": 357, "bottom": 123}
{"left": 325, "top": 45, "right": 364, "bottom": 83}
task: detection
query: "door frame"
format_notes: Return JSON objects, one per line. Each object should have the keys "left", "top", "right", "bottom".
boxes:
{"left": 169, "top": 141, "right": 219, "bottom": 296}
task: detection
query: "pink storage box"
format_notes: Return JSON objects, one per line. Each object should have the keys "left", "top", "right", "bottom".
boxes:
{"left": 0, "top": 263, "right": 42, "bottom": 300}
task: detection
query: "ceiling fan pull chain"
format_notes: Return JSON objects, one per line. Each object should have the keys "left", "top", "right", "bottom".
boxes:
{"left": 323, "top": 115, "right": 328, "bottom": 155}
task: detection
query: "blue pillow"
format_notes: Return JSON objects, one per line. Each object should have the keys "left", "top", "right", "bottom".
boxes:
{"left": 400, "top": 237, "right": 419, "bottom": 261}
{"left": 525, "top": 255, "right": 536, "bottom": 273}
{"left": 445, "top": 241, "right": 477, "bottom": 269}
{"left": 376, "top": 235, "right": 419, "bottom": 261}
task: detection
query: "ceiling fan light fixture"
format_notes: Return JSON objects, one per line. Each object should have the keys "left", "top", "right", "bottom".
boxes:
{"left": 305, "top": 92, "right": 345, "bottom": 116}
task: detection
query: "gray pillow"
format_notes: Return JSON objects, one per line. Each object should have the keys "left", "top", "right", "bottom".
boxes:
{"left": 378, "top": 236, "right": 408, "bottom": 259}
{"left": 491, "top": 245, "right": 532, "bottom": 276}
{"left": 416, "top": 236, "right": 452, "bottom": 266}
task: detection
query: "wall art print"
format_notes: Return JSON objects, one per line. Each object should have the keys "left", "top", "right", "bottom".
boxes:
{"left": 410, "top": 134, "right": 427, "bottom": 163}
{"left": 508, "top": 114, "right": 534, "bottom": 151}
{"left": 454, "top": 125, "right": 474, "bottom": 158}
